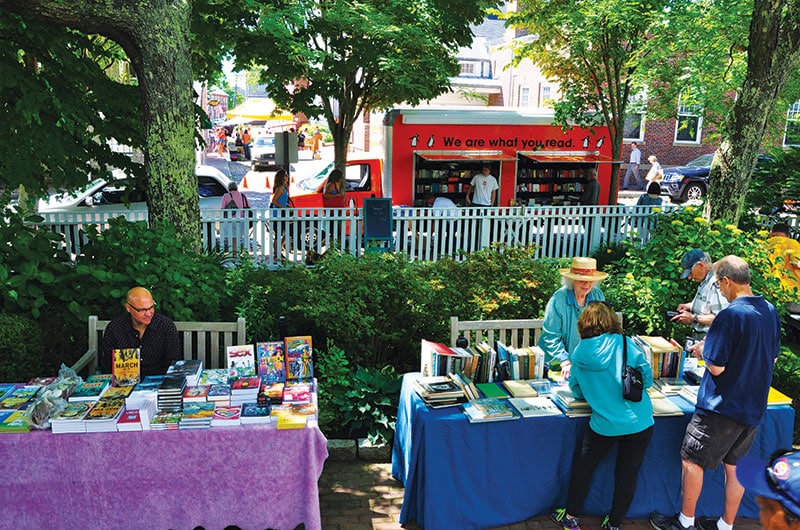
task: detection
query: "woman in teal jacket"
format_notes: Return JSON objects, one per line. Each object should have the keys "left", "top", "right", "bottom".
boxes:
{"left": 551, "top": 301, "right": 654, "bottom": 530}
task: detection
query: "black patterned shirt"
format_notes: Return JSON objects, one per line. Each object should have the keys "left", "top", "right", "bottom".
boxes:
{"left": 100, "top": 313, "right": 180, "bottom": 376}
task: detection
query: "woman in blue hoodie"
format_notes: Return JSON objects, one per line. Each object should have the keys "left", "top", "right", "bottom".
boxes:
{"left": 551, "top": 301, "right": 654, "bottom": 530}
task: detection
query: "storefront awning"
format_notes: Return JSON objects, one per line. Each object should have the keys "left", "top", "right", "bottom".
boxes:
{"left": 415, "top": 150, "right": 517, "bottom": 162}
{"left": 519, "top": 151, "right": 621, "bottom": 164}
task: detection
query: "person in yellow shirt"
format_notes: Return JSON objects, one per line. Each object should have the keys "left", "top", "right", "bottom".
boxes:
{"left": 768, "top": 222, "right": 800, "bottom": 312}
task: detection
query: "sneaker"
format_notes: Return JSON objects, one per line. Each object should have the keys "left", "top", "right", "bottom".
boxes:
{"left": 649, "top": 512, "right": 696, "bottom": 530}
{"left": 601, "top": 514, "right": 620, "bottom": 530}
{"left": 695, "top": 517, "right": 718, "bottom": 530}
{"left": 551, "top": 507, "right": 581, "bottom": 530}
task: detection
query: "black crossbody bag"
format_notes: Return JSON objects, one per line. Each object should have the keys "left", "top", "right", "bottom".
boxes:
{"left": 621, "top": 334, "right": 643, "bottom": 402}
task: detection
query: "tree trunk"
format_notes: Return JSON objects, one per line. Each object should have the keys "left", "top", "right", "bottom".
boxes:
{"left": 0, "top": 0, "right": 200, "bottom": 243}
{"left": 707, "top": 0, "right": 800, "bottom": 225}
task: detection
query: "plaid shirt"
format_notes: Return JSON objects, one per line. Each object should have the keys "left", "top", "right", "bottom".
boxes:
{"left": 691, "top": 271, "right": 729, "bottom": 334}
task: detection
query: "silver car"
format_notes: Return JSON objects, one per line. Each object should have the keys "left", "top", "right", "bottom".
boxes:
{"left": 251, "top": 135, "right": 276, "bottom": 171}
{"left": 38, "top": 165, "right": 233, "bottom": 212}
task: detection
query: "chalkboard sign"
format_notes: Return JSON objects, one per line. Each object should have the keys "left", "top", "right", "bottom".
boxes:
{"left": 363, "top": 198, "right": 393, "bottom": 240}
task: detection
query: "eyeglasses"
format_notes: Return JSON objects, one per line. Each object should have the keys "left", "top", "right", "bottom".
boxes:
{"left": 713, "top": 277, "right": 726, "bottom": 289}
{"left": 127, "top": 302, "right": 156, "bottom": 313}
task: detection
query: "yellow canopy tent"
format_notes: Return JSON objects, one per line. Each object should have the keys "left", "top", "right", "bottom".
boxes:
{"left": 226, "top": 98, "right": 294, "bottom": 121}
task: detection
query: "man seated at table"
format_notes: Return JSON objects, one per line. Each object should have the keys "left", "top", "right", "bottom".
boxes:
{"left": 99, "top": 286, "right": 180, "bottom": 376}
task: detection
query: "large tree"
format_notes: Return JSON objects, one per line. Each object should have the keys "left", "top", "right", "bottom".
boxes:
{"left": 1, "top": 0, "right": 199, "bottom": 239}
{"left": 227, "top": 0, "right": 488, "bottom": 172}
{"left": 507, "top": 0, "right": 671, "bottom": 204}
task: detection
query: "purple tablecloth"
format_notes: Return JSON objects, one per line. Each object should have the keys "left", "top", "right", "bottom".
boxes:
{"left": 0, "top": 424, "right": 328, "bottom": 530}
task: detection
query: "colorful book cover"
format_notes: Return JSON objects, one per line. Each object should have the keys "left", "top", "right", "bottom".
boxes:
{"left": 276, "top": 412, "right": 307, "bottom": 430}
{"left": 232, "top": 376, "right": 261, "bottom": 390}
{"left": 241, "top": 402, "right": 271, "bottom": 419}
{"left": 259, "top": 381, "right": 285, "bottom": 404}
{"left": 0, "top": 386, "right": 41, "bottom": 410}
{"left": 183, "top": 385, "right": 211, "bottom": 401}
{"left": 225, "top": 344, "right": 256, "bottom": 378}
{"left": 181, "top": 402, "right": 216, "bottom": 420}
{"left": 102, "top": 386, "right": 134, "bottom": 400}
{"left": 49, "top": 401, "right": 92, "bottom": 422}
{"left": 198, "top": 369, "right": 229, "bottom": 386}
{"left": 117, "top": 409, "right": 142, "bottom": 424}
{"left": 284, "top": 335, "right": 314, "bottom": 381}
{"left": 0, "top": 384, "right": 20, "bottom": 402}
{"left": 282, "top": 382, "right": 312, "bottom": 403}
{"left": 150, "top": 410, "right": 182, "bottom": 427}
{"left": 256, "top": 341, "right": 286, "bottom": 383}
{"left": 207, "top": 384, "right": 232, "bottom": 399}
{"left": 112, "top": 348, "right": 141, "bottom": 387}
{"left": 212, "top": 405, "right": 242, "bottom": 421}
{"left": 134, "top": 375, "right": 166, "bottom": 392}
{"left": 87, "top": 374, "right": 113, "bottom": 385}
{"left": 84, "top": 398, "right": 126, "bottom": 421}
{"left": 0, "top": 408, "right": 31, "bottom": 432}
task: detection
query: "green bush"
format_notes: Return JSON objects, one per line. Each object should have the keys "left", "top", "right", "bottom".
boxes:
{"left": 0, "top": 313, "right": 45, "bottom": 382}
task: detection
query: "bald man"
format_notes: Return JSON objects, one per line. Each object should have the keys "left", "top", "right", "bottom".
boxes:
{"left": 100, "top": 287, "right": 180, "bottom": 376}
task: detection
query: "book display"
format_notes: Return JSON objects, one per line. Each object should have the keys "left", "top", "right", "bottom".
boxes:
{"left": 240, "top": 403, "right": 272, "bottom": 425}
{"left": 111, "top": 348, "right": 141, "bottom": 387}
{"left": 412, "top": 161, "right": 485, "bottom": 206}
{"left": 256, "top": 341, "right": 286, "bottom": 382}
{"left": 84, "top": 398, "right": 126, "bottom": 433}
{"left": 413, "top": 375, "right": 467, "bottom": 408}
{"left": 0, "top": 407, "right": 31, "bottom": 433}
{"left": 284, "top": 336, "right": 314, "bottom": 381}
{"left": 0, "top": 385, "right": 41, "bottom": 410}
{"left": 419, "top": 339, "right": 480, "bottom": 380}
{"left": 514, "top": 160, "right": 596, "bottom": 206}
{"left": 225, "top": 345, "right": 256, "bottom": 378}
{"left": 633, "top": 336, "right": 684, "bottom": 379}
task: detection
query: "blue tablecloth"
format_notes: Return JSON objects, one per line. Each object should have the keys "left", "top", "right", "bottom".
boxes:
{"left": 392, "top": 372, "right": 795, "bottom": 530}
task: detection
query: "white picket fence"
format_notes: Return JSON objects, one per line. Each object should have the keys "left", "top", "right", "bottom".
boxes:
{"left": 34, "top": 204, "right": 701, "bottom": 266}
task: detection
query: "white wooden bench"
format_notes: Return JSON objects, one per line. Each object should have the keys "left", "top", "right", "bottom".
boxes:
{"left": 71, "top": 315, "right": 247, "bottom": 376}
{"left": 450, "top": 313, "right": 623, "bottom": 349}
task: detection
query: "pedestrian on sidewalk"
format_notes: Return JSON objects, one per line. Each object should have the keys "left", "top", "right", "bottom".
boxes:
{"left": 622, "top": 143, "right": 643, "bottom": 190}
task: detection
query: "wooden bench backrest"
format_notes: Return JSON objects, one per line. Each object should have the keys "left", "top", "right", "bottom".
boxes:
{"left": 84, "top": 315, "right": 247, "bottom": 373}
{"left": 450, "top": 313, "right": 623, "bottom": 350}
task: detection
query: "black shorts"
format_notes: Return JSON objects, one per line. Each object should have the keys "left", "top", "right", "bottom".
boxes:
{"left": 680, "top": 411, "right": 758, "bottom": 469}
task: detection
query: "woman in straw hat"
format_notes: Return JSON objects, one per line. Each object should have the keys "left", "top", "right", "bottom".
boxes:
{"left": 539, "top": 257, "right": 608, "bottom": 379}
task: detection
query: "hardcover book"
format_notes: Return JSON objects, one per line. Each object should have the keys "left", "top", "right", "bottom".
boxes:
{"left": 256, "top": 341, "right": 286, "bottom": 383}
{"left": 112, "top": 348, "right": 141, "bottom": 387}
{"left": 226, "top": 344, "right": 256, "bottom": 378}
{"left": 508, "top": 396, "right": 563, "bottom": 418}
{"left": 284, "top": 336, "right": 314, "bottom": 381}
{"left": 462, "top": 397, "right": 520, "bottom": 423}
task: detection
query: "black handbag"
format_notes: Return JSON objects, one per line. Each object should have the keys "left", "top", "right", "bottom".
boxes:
{"left": 621, "top": 334, "right": 643, "bottom": 402}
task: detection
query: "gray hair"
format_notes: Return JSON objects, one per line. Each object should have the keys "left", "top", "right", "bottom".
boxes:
{"left": 714, "top": 255, "right": 750, "bottom": 285}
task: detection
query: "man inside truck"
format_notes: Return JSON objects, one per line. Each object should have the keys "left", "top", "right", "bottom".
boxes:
{"left": 467, "top": 164, "right": 499, "bottom": 207}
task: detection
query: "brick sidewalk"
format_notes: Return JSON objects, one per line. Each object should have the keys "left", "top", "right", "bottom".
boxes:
{"left": 318, "top": 460, "right": 763, "bottom": 530}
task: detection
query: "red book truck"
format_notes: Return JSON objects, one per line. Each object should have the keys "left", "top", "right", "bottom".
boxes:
{"left": 383, "top": 107, "right": 616, "bottom": 207}
{"left": 290, "top": 107, "right": 616, "bottom": 208}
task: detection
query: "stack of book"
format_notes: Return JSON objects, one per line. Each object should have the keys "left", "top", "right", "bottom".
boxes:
{"left": 275, "top": 409, "right": 308, "bottom": 429}
{"left": 166, "top": 359, "right": 203, "bottom": 386}
{"left": 0, "top": 383, "right": 20, "bottom": 402}
{"left": 240, "top": 402, "right": 272, "bottom": 425}
{"left": 259, "top": 381, "right": 285, "bottom": 405}
{"left": 502, "top": 379, "right": 539, "bottom": 398}
{"left": 126, "top": 375, "right": 164, "bottom": 410}
{"left": 179, "top": 402, "right": 215, "bottom": 429}
{"left": 157, "top": 374, "right": 187, "bottom": 411}
{"left": 211, "top": 404, "right": 242, "bottom": 427}
{"left": 0, "top": 407, "right": 31, "bottom": 433}
{"left": 462, "top": 397, "right": 519, "bottom": 423}
{"left": 230, "top": 376, "right": 261, "bottom": 406}
{"left": 150, "top": 410, "right": 181, "bottom": 430}
{"left": 550, "top": 386, "right": 592, "bottom": 417}
{"left": 182, "top": 385, "right": 210, "bottom": 403}
{"left": 508, "top": 396, "right": 563, "bottom": 418}
{"left": 282, "top": 382, "right": 312, "bottom": 404}
{"left": 68, "top": 376, "right": 110, "bottom": 403}
{"left": 50, "top": 401, "right": 92, "bottom": 434}
{"left": 102, "top": 386, "right": 134, "bottom": 401}
{"left": 83, "top": 398, "right": 126, "bottom": 433}
{"left": 207, "top": 383, "right": 232, "bottom": 406}
{"left": 116, "top": 409, "right": 144, "bottom": 432}
{"left": 413, "top": 376, "right": 467, "bottom": 408}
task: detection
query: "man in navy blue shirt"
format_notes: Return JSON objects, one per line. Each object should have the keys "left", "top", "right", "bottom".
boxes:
{"left": 100, "top": 286, "right": 180, "bottom": 377}
{"left": 650, "top": 256, "right": 781, "bottom": 530}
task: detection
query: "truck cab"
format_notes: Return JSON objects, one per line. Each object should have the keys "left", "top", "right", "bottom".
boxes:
{"left": 289, "top": 157, "right": 383, "bottom": 209}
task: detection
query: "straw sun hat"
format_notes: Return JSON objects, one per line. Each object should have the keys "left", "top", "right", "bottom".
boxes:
{"left": 559, "top": 257, "right": 609, "bottom": 282}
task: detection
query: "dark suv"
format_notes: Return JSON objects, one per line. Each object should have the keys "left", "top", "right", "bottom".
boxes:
{"left": 659, "top": 153, "right": 771, "bottom": 202}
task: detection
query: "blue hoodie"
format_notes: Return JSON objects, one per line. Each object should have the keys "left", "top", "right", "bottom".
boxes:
{"left": 569, "top": 333, "right": 654, "bottom": 436}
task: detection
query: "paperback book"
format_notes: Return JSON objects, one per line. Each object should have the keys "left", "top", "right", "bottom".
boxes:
{"left": 50, "top": 401, "right": 92, "bottom": 434}
{"left": 68, "top": 381, "right": 109, "bottom": 403}
{"left": 183, "top": 385, "right": 211, "bottom": 403}
{"left": 0, "top": 385, "right": 41, "bottom": 410}
{"left": 116, "top": 409, "right": 144, "bottom": 432}
{"left": 226, "top": 344, "right": 256, "bottom": 378}
{"left": 462, "top": 397, "right": 520, "bottom": 423}
{"left": 282, "top": 382, "right": 312, "bottom": 404}
{"left": 211, "top": 404, "right": 242, "bottom": 427}
{"left": 284, "top": 336, "right": 314, "bottom": 381}
{"left": 111, "top": 348, "right": 141, "bottom": 387}
{"left": 0, "top": 408, "right": 31, "bottom": 433}
{"left": 240, "top": 402, "right": 272, "bottom": 424}
{"left": 166, "top": 359, "right": 203, "bottom": 386}
{"left": 256, "top": 341, "right": 286, "bottom": 383}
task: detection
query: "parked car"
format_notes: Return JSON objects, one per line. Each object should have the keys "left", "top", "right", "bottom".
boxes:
{"left": 38, "top": 165, "right": 233, "bottom": 213}
{"left": 659, "top": 152, "right": 771, "bottom": 202}
{"left": 251, "top": 135, "right": 276, "bottom": 171}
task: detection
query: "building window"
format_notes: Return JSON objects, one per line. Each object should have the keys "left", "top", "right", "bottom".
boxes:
{"left": 784, "top": 101, "right": 800, "bottom": 147}
{"left": 623, "top": 113, "right": 645, "bottom": 142}
{"left": 541, "top": 85, "right": 551, "bottom": 103}
{"left": 460, "top": 63, "right": 475, "bottom": 75}
{"left": 520, "top": 87, "right": 529, "bottom": 107}
{"left": 675, "top": 93, "right": 703, "bottom": 144}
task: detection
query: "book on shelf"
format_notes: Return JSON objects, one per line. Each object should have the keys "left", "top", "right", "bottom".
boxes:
{"left": 111, "top": 348, "right": 141, "bottom": 387}
{"left": 475, "top": 382, "right": 509, "bottom": 399}
{"left": 284, "top": 336, "right": 314, "bottom": 382}
{"left": 256, "top": 341, "right": 286, "bottom": 383}
{"left": 633, "top": 336, "right": 683, "bottom": 379}
{"left": 508, "top": 396, "right": 564, "bottom": 418}
{"left": 0, "top": 385, "right": 41, "bottom": 410}
{"left": 462, "top": 397, "right": 520, "bottom": 423}
{"left": 226, "top": 344, "right": 257, "bottom": 378}
{"left": 420, "top": 339, "right": 456, "bottom": 377}
{"left": 502, "top": 379, "right": 539, "bottom": 398}
{"left": 473, "top": 341, "right": 497, "bottom": 383}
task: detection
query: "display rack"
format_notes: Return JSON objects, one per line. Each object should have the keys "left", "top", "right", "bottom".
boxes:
{"left": 515, "top": 161, "right": 595, "bottom": 206}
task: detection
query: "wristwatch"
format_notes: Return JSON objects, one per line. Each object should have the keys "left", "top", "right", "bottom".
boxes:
{"left": 692, "top": 314, "right": 699, "bottom": 326}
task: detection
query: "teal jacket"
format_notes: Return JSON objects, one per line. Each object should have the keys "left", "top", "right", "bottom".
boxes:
{"left": 540, "top": 286, "right": 605, "bottom": 364}
{"left": 569, "top": 333, "right": 654, "bottom": 436}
